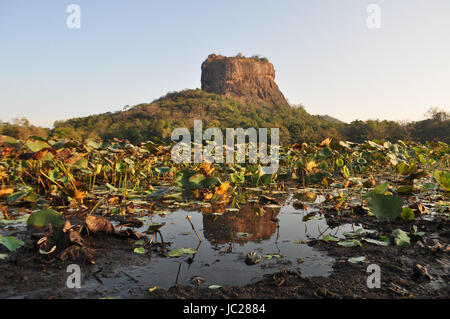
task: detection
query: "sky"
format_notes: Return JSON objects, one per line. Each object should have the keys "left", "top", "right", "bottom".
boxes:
{"left": 0, "top": 0, "right": 449, "bottom": 127}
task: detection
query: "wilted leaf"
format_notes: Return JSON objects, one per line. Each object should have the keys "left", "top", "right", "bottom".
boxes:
{"left": 215, "top": 182, "right": 230, "bottom": 195}
{"left": 69, "top": 229, "right": 86, "bottom": 246}
{"left": 348, "top": 256, "right": 366, "bottom": 264}
{"left": 39, "top": 245, "right": 57, "bottom": 255}
{"left": 338, "top": 239, "right": 362, "bottom": 247}
{"left": 0, "top": 188, "right": 13, "bottom": 199}
{"left": 305, "top": 161, "right": 318, "bottom": 172}
{"left": 295, "top": 191, "right": 317, "bottom": 202}
{"left": 320, "top": 137, "right": 332, "bottom": 147}
{"left": 322, "top": 234, "right": 339, "bottom": 242}
{"left": 245, "top": 251, "right": 262, "bottom": 265}
{"left": 343, "top": 228, "right": 363, "bottom": 238}
{"left": 59, "top": 245, "right": 95, "bottom": 262}
{"left": 339, "top": 141, "right": 352, "bottom": 149}
{"left": 392, "top": 229, "right": 410, "bottom": 246}
{"left": 362, "top": 237, "right": 390, "bottom": 246}
{"left": 85, "top": 215, "right": 116, "bottom": 234}
{"left": 199, "top": 163, "right": 214, "bottom": 176}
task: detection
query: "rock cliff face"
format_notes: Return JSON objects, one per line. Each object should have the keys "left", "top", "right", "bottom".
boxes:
{"left": 201, "top": 54, "right": 289, "bottom": 107}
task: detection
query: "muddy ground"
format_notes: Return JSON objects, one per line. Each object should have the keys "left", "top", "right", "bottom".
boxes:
{"left": 1, "top": 211, "right": 448, "bottom": 299}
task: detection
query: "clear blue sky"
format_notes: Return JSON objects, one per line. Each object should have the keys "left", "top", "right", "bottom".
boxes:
{"left": 1, "top": 0, "right": 449, "bottom": 127}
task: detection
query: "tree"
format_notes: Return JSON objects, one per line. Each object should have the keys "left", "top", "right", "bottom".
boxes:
{"left": 424, "top": 107, "right": 449, "bottom": 121}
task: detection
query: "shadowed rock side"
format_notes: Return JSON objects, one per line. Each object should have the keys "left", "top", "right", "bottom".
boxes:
{"left": 201, "top": 54, "right": 290, "bottom": 108}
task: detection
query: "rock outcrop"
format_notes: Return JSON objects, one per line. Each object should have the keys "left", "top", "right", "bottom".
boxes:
{"left": 201, "top": 54, "right": 289, "bottom": 107}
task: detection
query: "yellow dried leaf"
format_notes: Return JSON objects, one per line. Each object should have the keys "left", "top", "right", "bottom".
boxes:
{"left": 0, "top": 188, "right": 13, "bottom": 198}
{"left": 204, "top": 192, "right": 213, "bottom": 201}
{"left": 215, "top": 182, "right": 230, "bottom": 195}
{"left": 320, "top": 137, "right": 332, "bottom": 147}
{"left": 73, "top": 189, "right": 86, "bottom": 201}
{"left": 306, "top": 161, "right": 317, "bottom": 172}
{"left": 200, "top": 163, "right": 215, "bottom": 176}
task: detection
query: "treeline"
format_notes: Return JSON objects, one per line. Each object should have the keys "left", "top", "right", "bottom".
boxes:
{"left": 2, "top": 90, "right": 449, "bottom": 145}
{"left": 0, "top": 118, "right": 50, "bottom": 140}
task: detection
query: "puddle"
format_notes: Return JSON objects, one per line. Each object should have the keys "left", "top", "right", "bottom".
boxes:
{"left": 80, "top": 196, "right": 364, "bottom": 296}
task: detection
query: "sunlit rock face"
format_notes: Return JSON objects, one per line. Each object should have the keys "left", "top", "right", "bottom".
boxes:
{"left": 202, "top": 203, "right": 280, "bottom": 244}
{"left": 201, "top": 54, "right": 289, "bottom": 108}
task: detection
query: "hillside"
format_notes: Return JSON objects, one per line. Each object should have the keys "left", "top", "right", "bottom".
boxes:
{"left": 53, "top": 89, "right": 343, "bottom": 145}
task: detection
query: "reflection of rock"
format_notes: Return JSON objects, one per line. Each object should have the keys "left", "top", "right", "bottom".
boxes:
{"left": 202, "top": 204, "right": 280, "bottom": 244}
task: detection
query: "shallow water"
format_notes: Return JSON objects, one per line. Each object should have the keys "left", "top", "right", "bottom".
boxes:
{"left": 81, "top": 195, "right": 365, "bottom": 296}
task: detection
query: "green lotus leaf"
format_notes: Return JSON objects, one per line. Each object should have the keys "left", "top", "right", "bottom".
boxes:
{"left": 367, "top": 194, "right": 402, "bottom": 219}
{"left": 0, "top": 235, "right": 25, "bottom": 252}
{"left": 435, "top": 170, "right": 450, "bottom": 191}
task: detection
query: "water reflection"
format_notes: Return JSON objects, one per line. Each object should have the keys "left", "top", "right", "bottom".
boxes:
{"left": 78, "top": 195, "right": 365, "bottom": 296}
{"left": 202, "top": 203, "right": 280, "bottom": 244}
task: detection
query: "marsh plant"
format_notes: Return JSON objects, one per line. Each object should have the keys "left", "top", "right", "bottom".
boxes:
{"left": 171, "top": 120, "right": 279, "bottom": 174}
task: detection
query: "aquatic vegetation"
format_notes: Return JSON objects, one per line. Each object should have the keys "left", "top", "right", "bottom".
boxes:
{"left": 0, "top": 134, "right": 447, "bottom": 264}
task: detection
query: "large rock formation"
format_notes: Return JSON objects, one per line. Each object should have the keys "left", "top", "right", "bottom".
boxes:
{"left": 201, "top": 54, "right": 289, "bottom": 107}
